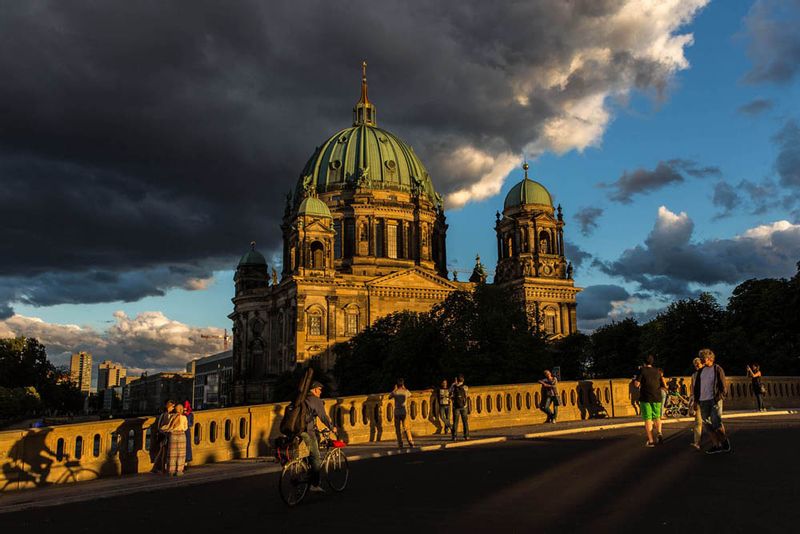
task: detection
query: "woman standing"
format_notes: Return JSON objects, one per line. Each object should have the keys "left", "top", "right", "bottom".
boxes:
{"left": 183, "top": 401, "right": 194, "bottom": 465}
{"left": 689, "top": 357, "right": 704, "bottom": 450}
{"left": 161, "top": 402, "right": 189, "bottom": 476}
{"left": 747, "top": 364, "right": 765, "bottom": 411}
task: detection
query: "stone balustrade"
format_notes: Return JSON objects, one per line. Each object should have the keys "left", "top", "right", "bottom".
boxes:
{"left": 2, "top": 375, "right": 799, "bottom": 492}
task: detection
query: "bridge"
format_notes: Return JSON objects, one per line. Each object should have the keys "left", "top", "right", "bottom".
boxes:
{"left": 1, "top": 376, "right": 799, "bottom": 530}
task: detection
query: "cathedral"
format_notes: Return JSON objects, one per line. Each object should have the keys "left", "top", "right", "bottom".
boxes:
{"left": 229, "top": 64, "right": 581, "bottom": 404}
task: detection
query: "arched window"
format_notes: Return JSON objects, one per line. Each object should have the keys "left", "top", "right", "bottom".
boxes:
{"left": 306, "top": 307, "right": 324, "bottom": 337}
{"left": 344, "top": 306, "right": 360, "bottom": 336}
{"left": 310, "top": 241, "right": 325, "bottom": 269}
{"left": 543, "top": 307, "right": 558, "bottom": 335}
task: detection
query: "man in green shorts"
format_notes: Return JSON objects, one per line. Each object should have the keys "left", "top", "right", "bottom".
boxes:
{"left": 635, "top": 355, "right": 663, "bottom": 447}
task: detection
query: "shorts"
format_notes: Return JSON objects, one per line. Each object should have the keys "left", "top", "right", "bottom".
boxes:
{"left": 640, "top": 402, "right": 662, "bottom": 421}
{"left": 699, "top": 400, "right": 723, "bottom": 430}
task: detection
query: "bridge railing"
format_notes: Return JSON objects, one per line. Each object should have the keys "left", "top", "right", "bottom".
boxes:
{"left": 2, "top": 376, "right": 799, "bottom": 491}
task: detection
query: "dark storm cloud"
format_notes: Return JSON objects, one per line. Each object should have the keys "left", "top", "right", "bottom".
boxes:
{"left": 737, "top": 98, "right": 773, "bottom": 115}
{"left": 711, "top": 181, "right": 741, "bottom": 218}
{"left": 564, "top": 240, "right": 592, "bottom": 270}
{"left": 573, "top": 207, "right": 604, "bottom": 236}
{"left": 0, "top": 1, "right": 707, "bottom": 313}
{"left": 576, "top": 284, "right": 630, "bottom": 320}
{"left": 603, "top": 159, "right": 721, "bottom": 204}
{"left": 597, "top": 206, "right": 800, "bottom": 298}
{"left": 743, "top": 0, "right": 800, "bottom": 85}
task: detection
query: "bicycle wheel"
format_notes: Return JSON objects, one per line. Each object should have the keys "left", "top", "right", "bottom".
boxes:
{"left": 279, "top": 460, "right": 309, "bottom": 506}
{"left": 323, "top": 448, "right": 349, "bottom": 492}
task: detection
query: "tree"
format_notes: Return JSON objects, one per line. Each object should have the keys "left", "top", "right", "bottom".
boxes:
{"left": 0, "top": 337, "right": 83, "bottom": 419}
{"left": 587, "top": 318, "right": 642, "bottom": 378}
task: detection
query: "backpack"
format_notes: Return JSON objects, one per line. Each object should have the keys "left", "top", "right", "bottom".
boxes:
{"left": 279, "top": 368, "right": 314, "bottom": 436}
{"left": 452, "top": 384, "right": 467, "bottom": 409}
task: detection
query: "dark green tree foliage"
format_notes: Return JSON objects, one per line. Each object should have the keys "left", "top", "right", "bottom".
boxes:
{"left": 272, "top": 358, "right": 334, "bottom": 403}
{"left": 0, "top": 337, "right": 83, "bottom": 418}
{"left": 586, "top": 318, "right": 642, "bottom": 378}
{"left": 334, "top": 285, "right": 549, "bottom": 395}
{"left": 640, "top": 292, "right": 725, "bottom": 375}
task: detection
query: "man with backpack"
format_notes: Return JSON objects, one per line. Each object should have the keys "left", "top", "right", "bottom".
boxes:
{"left": 302, "top": 381, "right": 337, "bottom": 492}
{"left": 450, "top": 374, "right": 469, "bottom": 441}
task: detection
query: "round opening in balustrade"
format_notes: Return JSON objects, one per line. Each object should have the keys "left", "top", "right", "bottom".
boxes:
{"left": 239, "top": 418, "right": 247, "bottom": 439}
{"left": 525, "top": 392, "right": 532, "bottom": 410}
{"left": 476, "top": 396, "right": 483, "bottom": 414}
{"left": 410, "top": 401, "right": 418, "bottom": 420}
{"left": 516, "top": 393, "right": 522, "bottom": 411}
{"left": 486, "top": 395, "right": 493, "bottom": 413}
{"left": 224, "top": 419, "right": 232, "bottom": 441}
{"left": 421, "top": 400, "right": 429, "bottom": 419}
{"left": 210, "top": 421, "right": 217, "bottom": 443}
{"left": 93, "top": 434, "right": 102, "bottom": 458}
{"left": 194, "top": 423, "right": 202, "bottom": 445}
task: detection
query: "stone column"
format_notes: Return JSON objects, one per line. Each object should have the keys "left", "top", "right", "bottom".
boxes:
{"left": 326, "top": 295, "right": 338, "bottom": 341}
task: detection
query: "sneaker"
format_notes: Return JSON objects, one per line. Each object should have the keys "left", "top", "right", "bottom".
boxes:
{"left": 690, "top": 443, "right": 701, "bottom": 450}
{"left": 464, "top": 436, "right": 470, "bottom": 441}
{"left": 645, "top": 441, "right": 655, "bottom": 448}
{"left": 657, "top": 434, "right": 664, "bottom": 445}
{"left": 309, "top": 485, "right": 325, "bottom": 493}
{"left": 705, "top": 445, "right": 724, "bottom": 455}
{"left": 722, "top": 440, "right": 732, "bottom": 453}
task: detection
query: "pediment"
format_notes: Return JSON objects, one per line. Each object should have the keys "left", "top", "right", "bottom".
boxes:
{"left": 367, "top": 267, "right": 459, "bottom": 290}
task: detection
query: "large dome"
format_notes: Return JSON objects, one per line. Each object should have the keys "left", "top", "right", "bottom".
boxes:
{"left": 296, "top": 124, "right": 440, "bottom": 206}
{"left": 294, "top": 62, "right": 442, "bottom": 208}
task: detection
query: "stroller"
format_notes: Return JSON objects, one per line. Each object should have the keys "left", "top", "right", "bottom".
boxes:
{"left": 663, "top": 391, "right": 691, "bottom": 418}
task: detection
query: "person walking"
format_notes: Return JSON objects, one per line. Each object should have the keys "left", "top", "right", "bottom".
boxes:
{"left": 162, "top": 402, "right": 189, "bottom": 476}
{"left": 538, "top": 370, "right": 559, "bottom": 423}
{"left": 436, "top": 379, "right": 453, "bottom": 434}
{"left": 747, "top": 364, "right": 765, "bottom": 411}
{"left": 689, "top": 357, "right": 704, "bottom": 450}
{"left": 450, "top": 374, "right": 469, "bottom": 441}
{"left": 183, "top": 400, "right": 194, "bottom": 464}
{"left": 635, "top": 355, "right": 664, "bottom": 447}
{"left": 389, "top": 378, "right": 415, "bottom": 448}
{"left": 693, "top": 348, "right": 732, "bottom": 454}
{"left": 302, "top": 381, "right": 337, "bottom": 493}
{"left": 658, "top": 368, "right": 668, "bottom": 418}
{"left": 150, "top": 399, "right": 175, "bottom": 473}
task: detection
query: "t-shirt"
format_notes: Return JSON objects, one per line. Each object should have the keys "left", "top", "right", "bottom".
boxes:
{"left": 391, "top": 388, "right": 411, "bottom": 416}
{"left": 437, "top": 388, "right": 450, "bottom": 405}
{"left": 637, "top": 367, "right": 662, "bottom": 403}
{"left": 699, "top": 366, "right": 715, "bottom": 401}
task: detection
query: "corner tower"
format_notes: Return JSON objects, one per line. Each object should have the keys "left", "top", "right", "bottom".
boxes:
{"left": 494, "top": 163, "right": 581, "bottom": 337}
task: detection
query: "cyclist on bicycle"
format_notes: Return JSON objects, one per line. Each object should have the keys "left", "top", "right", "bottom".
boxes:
{"left": 303, "top": 381, "right": 337, "bottom": 493}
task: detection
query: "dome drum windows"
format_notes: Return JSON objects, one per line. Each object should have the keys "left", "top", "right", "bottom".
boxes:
{"left": 543, "top": 307, "right": 558, "bottom": 335}
{"left": 310, "top": 241, "right": 325, "bottom": 270}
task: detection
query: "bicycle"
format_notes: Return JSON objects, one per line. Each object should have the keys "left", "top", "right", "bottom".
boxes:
{"left": 277, "top": 429, "right": 348, "bottom": 506}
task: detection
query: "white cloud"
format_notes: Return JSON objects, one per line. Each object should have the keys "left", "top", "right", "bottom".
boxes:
{"left": 0, "top": 311, "right": 227, "bottom": 374}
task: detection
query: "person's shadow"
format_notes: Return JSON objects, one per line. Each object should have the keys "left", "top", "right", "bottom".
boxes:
{"left": 628, "top": 378, "right": 640, "bottom": 415}
{"left": 365, "top": 394, "right": 383, "bottom": 442}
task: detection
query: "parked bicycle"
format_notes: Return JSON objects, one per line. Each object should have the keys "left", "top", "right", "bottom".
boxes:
{"left": 277, "top": 429, "right": 348, "bottom": 506}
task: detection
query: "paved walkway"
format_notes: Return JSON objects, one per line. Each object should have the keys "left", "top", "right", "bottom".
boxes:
{"left": 1, "top": 409, "right": 795, "bottom": 514}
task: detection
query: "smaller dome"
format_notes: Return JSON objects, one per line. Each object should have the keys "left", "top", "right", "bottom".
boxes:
{"left": 238, "top": 242, "right": 267, "bottom": 267}
{"left": 297, "top": 196, "right": 332, "bottom": 218}
{"left": 504, "top": 163, "right": 553, "bottom": 209}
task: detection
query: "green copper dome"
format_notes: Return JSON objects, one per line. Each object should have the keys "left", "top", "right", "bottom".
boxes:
{"left": 294, "top": 63, "right": 442, "bottom": 208}
{"left": 297, "top": 196, "right": 332, "bottom": 218}
{"left": 504, "top": 164, "right": 553, "bottom": 209}
{"left": 238, "top": 242, "right": 267, "bottom": 267}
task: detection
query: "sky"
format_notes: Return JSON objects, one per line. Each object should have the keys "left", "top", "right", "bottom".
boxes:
{"left": 1, "top": 0, "right": 799, "bottom": 376}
